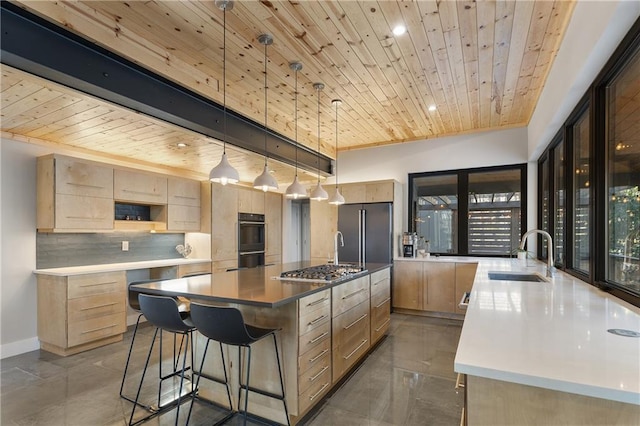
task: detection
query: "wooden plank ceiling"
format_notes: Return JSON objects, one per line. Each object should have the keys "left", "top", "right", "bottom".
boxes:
{"left": 2, "top": 0, "right": 576, "bottom": 183}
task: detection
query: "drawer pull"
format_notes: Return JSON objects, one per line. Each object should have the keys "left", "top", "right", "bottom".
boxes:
{"left": 81, "top": 323, "right": 117, "bottom": 334}
{"left": 375, "top": 297, "right": 391, "bottom": 309}
{"left": 309, "top": 332, "right": 329, "bottom": 344}
{"left": 66, "top": 182, "right": 105, "bottom": 189}
{"left": 121, "top": 189, "right": 162, "bottom": 196}
{"left": 80, "top": 302, "right": 118, "bottom": 311}
{"left": 342, "top": 288, "right": 366, "bottom": 300}
{"left": 309, "top": 349, "right": 329, "bottom": 363}
{"left": 173, "top": 195, "right": 198, "bottom": 200}
{"left": 308, "top": 314, "right": 327, "bottom": 326}
{"left": 65, "top": 216, "right": 108, "bottom": 220}
{"left": 344, "top": 313, "right": 367, "bottom": 330}
{"left": 375, "top": 317, "right": 391, "bottom": 332}
{"left": 309, "top": 365, "right": 329, "bottom": 382}
{"left": 343, "top": 339, "right": 368, "bottom": 360}
{"left": 309, "top": 383, "right": 330, "bottom": 401}
{"left": 306, "top": 297, "right": 328, "bottom": 307}
{"left": 80, "top": 281, "right": 118, "bottom": 288}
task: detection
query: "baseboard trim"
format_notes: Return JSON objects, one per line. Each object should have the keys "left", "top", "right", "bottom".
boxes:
{"left": 0, "top": 337, "right": 40, "bottom": 359}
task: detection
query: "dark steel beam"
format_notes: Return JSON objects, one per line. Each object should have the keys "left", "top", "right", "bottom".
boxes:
{"left": 0, "top": 2, "right": 333, "bottom": 176}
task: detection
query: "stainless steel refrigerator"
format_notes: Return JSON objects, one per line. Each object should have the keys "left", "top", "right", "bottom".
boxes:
{"left": 338, "top": 203, "right": 393, "bottom": 264}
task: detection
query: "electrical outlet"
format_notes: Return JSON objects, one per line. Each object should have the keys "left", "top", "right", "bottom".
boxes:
{"left": 122, "top": 241, "right": 129, "bottom": 251}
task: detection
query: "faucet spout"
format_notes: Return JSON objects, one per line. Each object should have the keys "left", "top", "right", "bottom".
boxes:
{"left": 334, "top": 231, "right": 344, "bottom": 266}
{"left": 519, "top": 229, "right": 555, "bottom": 278}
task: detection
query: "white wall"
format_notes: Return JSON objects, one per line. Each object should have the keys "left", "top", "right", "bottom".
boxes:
{"left": 334, "top": 127, "right": 529, "bottom": 232}
{"left": 1, "top": 139, "right": 51, "bottom": 358}
{"left": 528, "top": 0, "right": 640, "bottom": 160}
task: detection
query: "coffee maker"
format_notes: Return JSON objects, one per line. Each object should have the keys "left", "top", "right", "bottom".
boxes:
{"left": 402, "top": 232, "right": 417, "bottom": 258}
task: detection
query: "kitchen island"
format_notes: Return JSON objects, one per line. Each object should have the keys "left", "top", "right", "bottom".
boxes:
{"left": 130, "top": 261, "right": 392, "bottom": 425}
{"left": 454, "top": 258, "right": 640, "bottom": 425}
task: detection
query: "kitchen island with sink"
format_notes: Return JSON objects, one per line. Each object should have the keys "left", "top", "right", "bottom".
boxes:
{"left": 130, "top": 261, "right": 392, "bottom": 425}
{"left": 454, "top": 258, "right": 640, "bottom": 425}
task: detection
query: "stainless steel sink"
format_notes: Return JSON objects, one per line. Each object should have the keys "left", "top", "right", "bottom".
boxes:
{"left": 488, "top": 271, "right": 549, "bottom": 282}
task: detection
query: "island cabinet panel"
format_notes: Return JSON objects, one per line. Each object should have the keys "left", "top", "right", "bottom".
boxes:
{"left": 455, "top": 263, "right": 478, "bottom": 314}
{"left": 370, "top": 268, "right": 391, "bottom": 344}
{"left": 332, "top": 299, "right": 370, "bottom": 382}
{"left": 332, "top": 275, "right": 370, "bottom": 316}
{"left": 37, "top": 155, "right": 114, "bottom": 231}
{"left": 114, "top": 169, "right": 167, "bottom": 204}
{"left": 37, "top": 271, "right": 126, "bottom": 356}
{"left": 392, "top": 261, "right": 422, "bottom": 310}
{"left": 211, "top": 184, "right": 238, "bottom": 271}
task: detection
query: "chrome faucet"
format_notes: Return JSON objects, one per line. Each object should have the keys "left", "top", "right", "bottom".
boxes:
{"left": 519, "top": 229, "right": 556, "bottom": 278}
{"left": 334, "top": 231, "right": 344, "bottom": 266}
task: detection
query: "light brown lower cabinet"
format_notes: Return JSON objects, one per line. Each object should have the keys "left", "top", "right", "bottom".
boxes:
{"left": 37, "top": 271, "right": 126, "bottom": 356}
{"left": 370, "top": 268, "right": 391, "bottom": 344}
{"left": 393, "top": 260, "right": 478, "bottom": 315}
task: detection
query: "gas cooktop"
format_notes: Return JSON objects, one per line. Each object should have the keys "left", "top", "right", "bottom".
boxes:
{"left": 278, "top": 264, "right": 367, "bottom": 283}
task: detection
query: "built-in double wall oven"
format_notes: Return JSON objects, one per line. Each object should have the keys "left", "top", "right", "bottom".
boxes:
{"left": 238, "top": 212, "right": 265, "bottom": 269}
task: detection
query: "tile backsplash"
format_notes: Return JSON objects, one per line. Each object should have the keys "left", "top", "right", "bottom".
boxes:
{"left": 36, "top": 232, "right": 184, "bottom": 269}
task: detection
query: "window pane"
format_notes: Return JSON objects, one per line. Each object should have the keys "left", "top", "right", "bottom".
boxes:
{"left": 468, "top": 169, "right": 522, "bottom": 255}
{"left": 573, "top": 109, "right": 591, "bottom": 274}
{"left": 554, "top": 140, "right": 566, "bottom": 267}
{"left": 413, "top": 175, "right": 458, "bottom": 254}
{"left": 607, "top": 48, "right": 640, "bottom": 293}
{"left": 540, "top": 156, "right": 550, "bottom": 259}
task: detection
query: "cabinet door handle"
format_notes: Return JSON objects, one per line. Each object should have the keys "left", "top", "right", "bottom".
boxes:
{"left": 342, "top": 288, "right": 366, "bottom": 300}
{"left": 122, "top": 189, "right": 162, "bottom": 196}
{"left": 343, "top": 339, "right": 368, "bottom": 360}
{"left": 65, "top": 216, "right": 108, "bottom": 220}
{"left": 308, "top": 314, "right": 327, "bottom": 326}
{"left": 80, "top": 302, "right": 117, "bottom": 311}
{"left": 81, "top": 324, "right": 117, "bottom": 334}
{"left": 308, "top": 349, "right": 329, "bottom": 363}
{"left": 344, "top": 314, "right": 367, "bottom": 330}
{"left": 66, "top": 182, "right": 105, "bottom": 189}
{"left": 309, "top": 365, "right": 329, "bottom": 382}
{"left": 306, "top": 297, "right": 328, "bottom": 307}
{"left": 79, "top": 281, "right": 118, "bottom": 288}
{"left": 375, "top": 297, "right": 391, "bottom": 309}
{"left": 375, "top": 318, "right": 391, "bottom": 332}
{"left": 309, "top": 383, "right": 330, "bottom": 401}
{"left": 309, "top": 332, "right": 329, "bottom": 344}
{"left": 173, "top": 195, "right": 198, "bottom": 200}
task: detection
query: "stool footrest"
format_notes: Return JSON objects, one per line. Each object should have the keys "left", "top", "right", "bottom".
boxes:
{"left": 240, "top": 383, "right": 286, "bottom": 401}
{"left": 193, "top": 370, "right": 228, "bottom": 386}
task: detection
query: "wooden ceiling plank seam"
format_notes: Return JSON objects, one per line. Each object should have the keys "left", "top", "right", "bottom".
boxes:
{"left": 490, "top": 0, "right": 516, "bottom": 128}
{"left": 508, "top": 0, "right": 555, "bottom": 125}
{"left": 48, "top": 111, "right": 138, "bottom": 143}
{"left": 1, "top": 92, "right": 80, "bottom": 130}
{"left": 498, "top": 0, "right": 535, "bottom": 127}
{"left": 457, "top": 0, "right": 481, "bottom": 130}
{"left": 476, "top": 0, "right": 497, "bottom": 129}
{"left": 1, "top": 80, "right": 44, "bottom": 108}
{"left": 25, "top": 105, "right": 116, "bottom": 139}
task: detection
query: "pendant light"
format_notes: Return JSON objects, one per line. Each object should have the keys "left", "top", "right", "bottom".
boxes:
{"left": 253, "top": 34, "right": 278, "bottom": 192}
{"left": 285, "top": 62, "right": 307, "bottom": 199}
{"left": 310, "top": 82, "right": 329, "bottom": 201}
{"left": 328, "top": 99, "right": 345, "bottom": 205}
{"left": 209, "top": 0, "right": 239, "bottom": 185}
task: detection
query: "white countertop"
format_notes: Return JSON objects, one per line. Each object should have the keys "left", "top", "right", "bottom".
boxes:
{"left": 33, "top": 258, "right": 211, "bottom": 276}
{"left": 394, "top": 255, "right": 479, "bottom": 263}
{"left": 454, "top": 258, "right": 640, "bottom": 405}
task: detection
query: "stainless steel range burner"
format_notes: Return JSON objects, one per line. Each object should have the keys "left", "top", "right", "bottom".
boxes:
{"left": 279, "top": 264, "right": 367, "bottom": 282}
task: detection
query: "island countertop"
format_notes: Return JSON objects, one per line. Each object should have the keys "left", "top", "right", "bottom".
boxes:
{"left": 454, "top": 257, "right": 640, "bottom": 406}
{"left": 129, "top": 261, "right": 391, "bottom": 308}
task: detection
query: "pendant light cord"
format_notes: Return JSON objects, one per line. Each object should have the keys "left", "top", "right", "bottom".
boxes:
{"left": 334, "top": 100, "right": 339, "bottom": 189}
{"left": 294, "top": 66, "right": 298, "bottom": 177}
{"left": 263, "top": 40, "right": 268, "bottom": 167}
{"left": 317, "top": 86, "right": 321, "bottom": 184}
{"left": 222, "top": 6, "right": 227, "bottom": 154}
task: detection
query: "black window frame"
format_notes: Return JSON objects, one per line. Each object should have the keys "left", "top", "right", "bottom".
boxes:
{"left": 409, "top": 163, "right": 528, "bottom": 257}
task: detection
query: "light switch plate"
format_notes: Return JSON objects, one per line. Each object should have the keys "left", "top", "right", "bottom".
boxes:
{"left": 122, "top": 241, "right": 129, "bottom": 251}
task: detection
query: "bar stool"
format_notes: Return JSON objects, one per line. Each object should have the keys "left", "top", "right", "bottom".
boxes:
{"left": 187, "top": 303, "right": 290, "bottom": 426}
{"left": 128, "top": 294, "right": 196, "bottom": 426}
{"left": 120, "top": 281, "right": 189, "bottom": 409}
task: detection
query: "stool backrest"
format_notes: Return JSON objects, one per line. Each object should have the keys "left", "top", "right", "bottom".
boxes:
{"left": 138, "top": 294, "right": 193, "bottom": 333}
{"left": 190, "top": 303, "right": 254, "bottom": 346}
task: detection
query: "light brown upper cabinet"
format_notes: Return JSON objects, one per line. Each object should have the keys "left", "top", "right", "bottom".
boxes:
{"left": 37, "top": 155, "right": 114, "bottom": 232}
{"left": 237, "top": 186, "right": 265, "bottom": 214}
{"left": 114, "top": 169, "right": 167, "bottom": 204}
{"left": 167, "top": 177, "right": 201, "bottom": 231}
{"left": 340, "top": 181, "right": 395, "bottom": 204}
{"left": 211, "top": 184, "right": 239, "bottom": 271}
{"left": 265, "top": 192, "right": 282, "bottom": 264}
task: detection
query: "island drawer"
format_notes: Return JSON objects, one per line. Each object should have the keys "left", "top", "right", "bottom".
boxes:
{"left": 371, "top": 296, "right": 391, "bottom": 344}
{"left": 332, "top": 276, "right": 370, "bottom": 317}
{"left": 68, "top": 312, "right": 126, "bottom": 347}
{"left": 298, "top": 349, "right": 331, "bottom": 395}
{"left": 370, "top": 268, "right": 390, "bottom": 297}
{"left": 299, "top": 290, "right": 330, "bottom": 314}
{"left": 299, "top": 321, "right": 330, "bottom": 356}
{"left": 298, "top": 364, "right": 331, "bottom": 415}
{"left": 332, "top": 299, "right": 370, "bottom": 380}
{"left": 298, "top": 337, "right": 331, "bottom": 374}
{"left": 68, "top": 272, "right": 125, "bottom": 298}
{"left": 298, "top": 303, "right": 330, "bottom": 336}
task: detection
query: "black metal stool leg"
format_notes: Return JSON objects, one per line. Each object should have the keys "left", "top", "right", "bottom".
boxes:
{"left": 129, "top": 327, "right": 158, "bottom": 426}
{"left": 120, "top": 313, "right": 148, "bottom": 407}
{"left": 273, "top": 333, "right": 290, "bottom": 426}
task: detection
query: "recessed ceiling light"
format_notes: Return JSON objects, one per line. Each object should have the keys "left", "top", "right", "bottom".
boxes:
{"left": 428, "top": 104, "right": 437, "bottom": 112}
{"left": 176, "top": 142, "right": 188, "bottom": 148}
{"left": 392, "top": 25, "right": 406, "bottom": 36}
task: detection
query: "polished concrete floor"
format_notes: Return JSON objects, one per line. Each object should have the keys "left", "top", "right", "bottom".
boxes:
{"left": 1, "top": 314, "right": 464, "bottom": 425}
